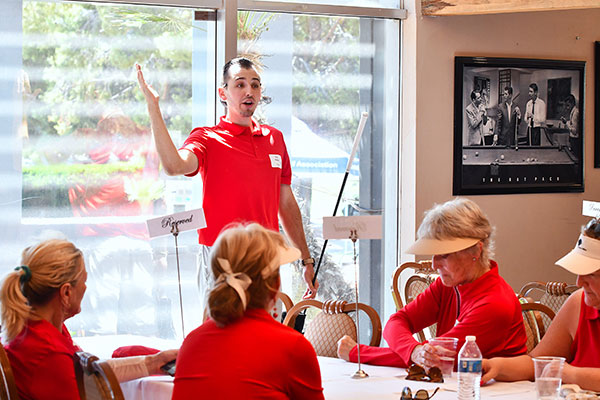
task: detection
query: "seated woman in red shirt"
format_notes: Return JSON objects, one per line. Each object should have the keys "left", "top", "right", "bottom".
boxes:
{"left": 482, "top": 218, "right": 600, "bottom": 391}
{"left": 1, "top": 239, "right": 177, "bottom": 400}
{"left": 172, "top": 223, "right": 324, "bottom": 400}
{"left": 337, "top": 198, "right": 527, "bottom": 370}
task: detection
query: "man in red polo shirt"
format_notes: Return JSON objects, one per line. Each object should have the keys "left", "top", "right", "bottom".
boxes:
{"left": 136, "top": 58, "right": 318, "bottom": 299}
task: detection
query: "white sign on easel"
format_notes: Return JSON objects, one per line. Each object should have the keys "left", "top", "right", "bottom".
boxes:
{"left": 146, "top": 208, "right": 206, "bottom": 338}
{"left": 322, "top": 215, "right": 382, "bottom": 379}
{"left": 582, "top": 200, "right": 600, "bottom": 218}
{"left": 146, "top": 208, "right": 206, "bottom": 238}
{"left": 322, "top": 215, "right": 382, "bottom": 240}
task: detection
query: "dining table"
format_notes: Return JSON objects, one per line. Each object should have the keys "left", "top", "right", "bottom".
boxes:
{"left": 117, "top": 355, "right": 537, "bottom": 400}
{"left": 77, "top": 335, "right": 538, "bottom": 399}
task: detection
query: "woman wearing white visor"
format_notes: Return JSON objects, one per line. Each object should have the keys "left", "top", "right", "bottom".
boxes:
{"left": 337, "top": 198, "right": 527, "bottom": 369}
{"left": 482, "top": 218, "right": 600, "bottom": 391}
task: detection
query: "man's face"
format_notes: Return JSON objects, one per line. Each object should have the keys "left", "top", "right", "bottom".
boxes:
{"left": 503, "top": 90, "right": 512, "bottom": 103}
{"left": 473, "top": 92, "right": 482, "bottom": 106}
{"left": 528, "top": 87, "right": 537, "bottom": 101}
{"left": 219, "top": 64, "right": 262, "bottom": 121}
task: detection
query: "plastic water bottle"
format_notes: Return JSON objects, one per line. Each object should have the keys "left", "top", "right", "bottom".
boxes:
{"left": 457, "top": 335, "right": 482, "bottom": 400}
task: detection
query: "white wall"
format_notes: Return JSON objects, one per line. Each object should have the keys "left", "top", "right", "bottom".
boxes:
{"left": 404, "top": 8, "right": 600, "bottom": 290}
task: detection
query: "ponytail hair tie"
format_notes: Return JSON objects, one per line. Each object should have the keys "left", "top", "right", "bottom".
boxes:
{"left": 14, "top": 265, "right": 32, "bottom": 284}
{"left": 216, "top": 258, "right": 252, "bottom": 309}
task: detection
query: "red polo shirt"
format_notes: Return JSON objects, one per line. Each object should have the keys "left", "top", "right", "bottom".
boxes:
{"left": 181, "top": 117, "right": 292, "bottom": 246}
{"left": 6, "top": 320, "right": 81, "bottom": 400}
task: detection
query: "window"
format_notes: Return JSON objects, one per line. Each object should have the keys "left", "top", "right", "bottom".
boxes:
{"left": 239, "top": 11, "right": 399, "bottom": 315}
{"left": 1, "top": 0, "right": 401, "bottom": 341}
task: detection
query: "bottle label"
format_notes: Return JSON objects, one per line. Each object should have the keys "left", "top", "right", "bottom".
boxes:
{"left": 458, "top": 359, "right": 482, "bottom": 373}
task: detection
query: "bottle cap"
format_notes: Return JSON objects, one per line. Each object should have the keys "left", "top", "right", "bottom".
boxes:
{"left": 466, "top": 335, "right": 476, "bottom": 341}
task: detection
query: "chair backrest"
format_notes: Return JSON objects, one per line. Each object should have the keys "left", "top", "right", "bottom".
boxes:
{"left": 268, "top": 291, "right": 296, "bottom": 324}
{"left": 520, "top": 301, "right": 555, "bottom": 352}
{"left": 277, "top": 291, "right": 294, "bottom": 313}
{"left": 405, "top": 275, "right": 438, "bottom": 342}
{"left": 74, "top": 351, "right": 124, "bottom": 400}
{"left": 391, "top": 261, "right": 437, "bottom": 310}
{"left": 282, "top": 299, "right": 382, "bottom": 358}
{"left": 0, "top": 346, "right": 19, "bottom": 400}
{"left": 391, "top": 261, "right": 438, "bottom": 341}
{"left": 518, "top": 281, "right": 578, "bottom": 315}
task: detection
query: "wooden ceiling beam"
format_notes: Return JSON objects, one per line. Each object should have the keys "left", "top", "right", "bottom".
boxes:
{"left": 422, "top": 0, "right": 600, "bottom": 16}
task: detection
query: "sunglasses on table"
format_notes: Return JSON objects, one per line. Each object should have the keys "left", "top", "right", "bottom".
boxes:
{"left": 405, "top": 364, "right": 444, "bottom": 383}
{"left": 401, "top": 386, "right": 439, "bottom": 400}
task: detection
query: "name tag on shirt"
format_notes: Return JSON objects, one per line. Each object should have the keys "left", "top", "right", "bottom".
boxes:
{"left": 269, "top": 154, "right": 282, "bottom": 169}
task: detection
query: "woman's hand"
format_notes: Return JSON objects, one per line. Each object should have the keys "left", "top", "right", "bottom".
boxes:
{"left": 336, "top": 335, "right": 357, "bottom": 361}
{"left": 481, "top": 358, "right": 500, "bottom": 385}
{"left": 145, "top": 349, "right": 179, "bottom": 375}
{"left": 410, "top": 343, "right": 455, "bottom": 370}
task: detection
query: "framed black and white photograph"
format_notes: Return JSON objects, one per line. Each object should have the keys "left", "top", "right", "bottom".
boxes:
{"left": 453, "top": 56, "right": 585, "bottom": 195}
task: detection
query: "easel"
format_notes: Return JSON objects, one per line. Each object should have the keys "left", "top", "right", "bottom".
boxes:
{"left": 322, "top": 214, "right": 382, "bottom": 380}
{"left": 349, "top": 228, "right": 367, "bottom": 379}
{"left": 146, "top": 208, "right": 206, "bottom": 339}
{"left": 170, "top": 222, "right": 186, "bottom": 337}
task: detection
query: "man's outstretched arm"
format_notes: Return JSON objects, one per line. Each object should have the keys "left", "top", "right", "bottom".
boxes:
{"left": 136, "top": 63, "right": 197, "bottom": 176}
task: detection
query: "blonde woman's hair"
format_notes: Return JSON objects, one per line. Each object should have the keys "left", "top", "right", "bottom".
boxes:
{"left": 207, "top": 223, "right": 284, "bottom": 327}
{"left": 1, "top": 239, "right": 84, "bottom": 342}
{"left": 418, "top": 198, "right": 495, "bottom": 267}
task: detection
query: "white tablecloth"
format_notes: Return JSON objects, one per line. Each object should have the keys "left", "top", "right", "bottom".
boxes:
{"left": 318, "top": 357, "right": 536, "bottom": 400}
{"left": 76, "top": 335, "right": 537, "bottom": 399}
{"left": 117, "top": 355, "right": 537, "bottom": 400}
{"left": 75, "top": 334, "right": 181, "bottom": 360}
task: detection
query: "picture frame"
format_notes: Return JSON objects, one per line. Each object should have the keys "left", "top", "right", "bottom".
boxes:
{"left": 453, "top": 56, "right": 585, "bottom": 195}
{"left": 595, "top": 42, "right": 600, "bottom": 168}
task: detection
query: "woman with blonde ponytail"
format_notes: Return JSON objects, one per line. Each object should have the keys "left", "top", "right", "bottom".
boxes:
{"left": 1, "top": 239, "right": 177, "bottom": 400}
{"left": 172, "top": 224, "right": 324, "bottom": 399}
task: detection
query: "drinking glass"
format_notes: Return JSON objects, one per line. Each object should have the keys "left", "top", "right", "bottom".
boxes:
{"left": 533, "top": 356, "right": 565, "bottom": 400}
{"left": 428, "top": 337, "right": 458, "bottom": 378}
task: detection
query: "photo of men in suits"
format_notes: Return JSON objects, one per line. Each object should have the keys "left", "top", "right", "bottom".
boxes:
{"left": 496, "top": 86, "right": 521, "bottom": 146}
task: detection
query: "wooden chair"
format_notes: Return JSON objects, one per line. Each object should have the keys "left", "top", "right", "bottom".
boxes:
{"left": 391, "top": 261, "right": 439, "bottom": 341}
{"left": 282, "top": 299, "right": 382, "bottom": 358}
{"left": 520, "top": 301, "right": 556, "bottom": 352}
{"left": 0, "top": 345, "right": 19, "bottom": 400}
{"left": 391, "top": 261, "right": 437, "bottom": 310}
{"left": 74, "top": 351, "right": 124, "bottom": 400}
{"left": 519, "top": 281, "right": 578, "bottom": 315}
{"left": 276, "top": 291, "right": 296, "bottom": 325}
{"left": 277, "top": 292, "right": 294, "bottom": 312}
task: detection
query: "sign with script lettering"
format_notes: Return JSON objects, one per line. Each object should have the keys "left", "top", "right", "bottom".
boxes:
{"left": 323, "top": 215, "right": 382, "bottom": 240}
{"left": 582, "top": 200, "right": 600, "bottom": 218}
{"left": 146, "top": 208, "right": 206, "bottom": 238}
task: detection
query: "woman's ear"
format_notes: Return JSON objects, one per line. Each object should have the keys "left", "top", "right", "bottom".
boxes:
{"left": 475, "top": 241, "right": 483, "bottom": 259}
{"left": 59, "top": 283, "right": 72, "bottom": 306}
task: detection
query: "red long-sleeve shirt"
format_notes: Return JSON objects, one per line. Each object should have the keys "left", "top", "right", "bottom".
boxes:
{"left": 173, "top": 308, "right": 324, "bottom": 399}
{"left": 350, "top": 261, "right": 527, "bottom": 367}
